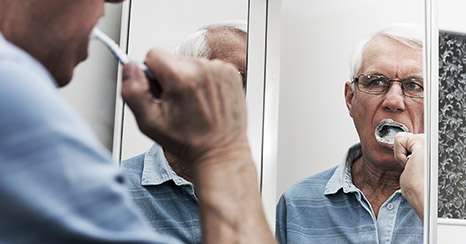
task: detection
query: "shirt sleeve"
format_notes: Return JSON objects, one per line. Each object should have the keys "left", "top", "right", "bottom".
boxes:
{"left": 0, "top": 50, "right": 178, "bottom": 243}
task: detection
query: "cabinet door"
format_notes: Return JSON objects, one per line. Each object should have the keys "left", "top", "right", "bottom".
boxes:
{"left": 435, "top": 0, "right": 466, "bottom": 242}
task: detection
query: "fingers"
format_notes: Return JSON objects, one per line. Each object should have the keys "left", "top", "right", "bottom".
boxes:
{"left": 121, "top": 62, "right": 162, "bottom": 134}
{"left": 144, "top": 47, "right": 190, "bottom": 93}
{"left": 393, "top": 132, "right": 410, "bottom": 166}
{"left": 393, "top": 133, "right": 425, "bottom": 167}
{"left": 121, "top": 47, "right": 247, "bottom": 164}
{"left": 397, "top": 133, "right": 425, "bottom": 221}
{"left": 145, "top": 48, "right": 243, "bottom": 96}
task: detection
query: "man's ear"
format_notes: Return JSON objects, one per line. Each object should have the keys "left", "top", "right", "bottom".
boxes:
{"left": 344, "top": 81, "right": 354, "bottom": 117}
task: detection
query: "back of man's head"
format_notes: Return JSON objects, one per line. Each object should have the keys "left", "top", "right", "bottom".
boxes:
{"left": 173, "top": 20, "right": 247, "bottom": 59}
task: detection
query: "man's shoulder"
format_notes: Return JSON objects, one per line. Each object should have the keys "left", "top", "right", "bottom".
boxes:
{"left": 0, "top": 35, "right": 27, "bottom": 61}
{"left": 0, "top": 41, "right": 102, "bottom": 151}
{"left": 282, "top": 166, "right": 338, "bottom": 199}
{"left": 0, "top": 36, "right": 51, "bottom": 83}
{"left": 0, "top": 37, "right": 57, "bottom": 111}
{"left": 0, "top": 53, "right": 51, "bottom": 88}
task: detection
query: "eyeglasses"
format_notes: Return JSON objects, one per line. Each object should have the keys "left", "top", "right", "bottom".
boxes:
{"left": 352, "top": 74, "right": 424, "bottom": 98}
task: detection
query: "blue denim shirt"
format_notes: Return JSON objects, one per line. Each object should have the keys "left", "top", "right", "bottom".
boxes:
{"left": 121, "top": 144, "right": 201, "bottom": 244}
{"left": 276, "top": 144, "right": 423, "bottom": 244}
{"left": 0, "top": 33, "right": 176, "bottom": 243}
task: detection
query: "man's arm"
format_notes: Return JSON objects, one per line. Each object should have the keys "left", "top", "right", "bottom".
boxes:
{"left": 121, "top": 48, "right": 275, "bottom": 243}
{"left": 394, "top": 132, "right": 424, "bottom": 223}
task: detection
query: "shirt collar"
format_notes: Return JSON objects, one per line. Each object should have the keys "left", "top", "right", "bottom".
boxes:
{"left": 325, "top": 143, "right": 363, "bottom": 195}
{"left": 141, "top": 143, "right": 193, "bottom": 187}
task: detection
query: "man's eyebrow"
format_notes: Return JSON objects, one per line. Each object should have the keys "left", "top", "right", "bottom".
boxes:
{"left": 364, "top": 71, "right": 424, "bottom": 79}
{"left": 404, "top": 73, "right": 424, "bottom": 79}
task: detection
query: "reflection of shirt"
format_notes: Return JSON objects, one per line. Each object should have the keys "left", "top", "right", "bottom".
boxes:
{"left": 0, "top": 33, "right": 175, "bottom": 243}
{"left": 121, "top": 144, "right": 201, "bottom": 244}
{"left": 276, "top": 144, "right": 423, "bottom": 244}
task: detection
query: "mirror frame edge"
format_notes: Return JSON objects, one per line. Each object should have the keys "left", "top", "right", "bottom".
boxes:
{"left": 255, "top": 0, "right": 282, "bottom": 232}
{"left": 111, "top": 0, "right": 131, "bottom": 163}
{"left": 425, "top": 0, "right": 439, "bottom": 242}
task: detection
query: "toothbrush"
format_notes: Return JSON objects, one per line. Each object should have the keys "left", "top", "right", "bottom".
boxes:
{"left": 91, "top": 28, "right": 162, "bottom": 98}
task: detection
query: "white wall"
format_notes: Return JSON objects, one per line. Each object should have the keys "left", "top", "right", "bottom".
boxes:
{"left": 439, "top": 0, "right": 466, "bottom": 33}
{"left": 276, "top": 0, "right": 424, "bottom": 199}
{"left": 60, "top": 4, "right": 122, "bottom": 150}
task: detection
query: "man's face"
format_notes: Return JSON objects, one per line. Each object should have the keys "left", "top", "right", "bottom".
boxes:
{"left": 345, "top": 36, "right": 424, "bottom": 168}
{"left": 16, "top": 0, "right": 123, "bottom": 87}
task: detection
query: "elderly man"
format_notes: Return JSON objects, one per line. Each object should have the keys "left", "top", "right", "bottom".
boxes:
{"left": 120, "top": 21, "right": 247, "bottom": 244}
{"left": 276, "top": 24, "right": 424, "bottom": 243}
{"left": 0, "top": 0, "right": 273, "bottom": 243}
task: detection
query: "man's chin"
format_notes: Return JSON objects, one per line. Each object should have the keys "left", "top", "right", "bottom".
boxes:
{"left": 52, "top": 68, "right": 74, "bottom": 87}
{"left": 371, "top": 150, "right": 402, "bottom": 169}
{"left": 376, "top": 140, "right": 395, "bottom": 150}
{"left": 56, "top": 52, "right": 87, "bottom": 87}
{"left": 77, "top": 50, "right": 89, "bottom": 66}
{"left": 364, "top": 143, "right": 400, "bottom": 166}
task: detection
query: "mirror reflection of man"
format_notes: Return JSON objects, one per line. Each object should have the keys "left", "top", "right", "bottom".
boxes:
{"left": 276, "top": 24, "right": 424, "bottom": 244}
{"left": 120, "top": 21, "right": 247, "bottom": 244}
{"left": 0, "top": 0, "right": 274, "bottom": 243}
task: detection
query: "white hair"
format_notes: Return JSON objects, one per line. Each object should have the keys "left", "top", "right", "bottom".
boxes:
{"left": 173, "top": 20, "right": 247, "bottom": 58}
{"left": 349, "top": 23, "right": 423, "bottom": 80}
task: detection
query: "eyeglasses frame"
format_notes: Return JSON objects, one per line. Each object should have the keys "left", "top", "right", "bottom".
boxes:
{"left": 352, "top": 73, "right": 424, "bottom": 98}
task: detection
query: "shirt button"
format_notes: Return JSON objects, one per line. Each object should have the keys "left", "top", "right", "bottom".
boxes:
{"left": 387, "top": 203, "right": 394, "bottom": 210}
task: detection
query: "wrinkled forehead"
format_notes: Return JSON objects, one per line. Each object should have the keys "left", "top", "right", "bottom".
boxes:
{"left": 360, "top": 36, "right": 423, "bottom": 77}
{"left": 364, "top": 35, "right": 422, "bottom": 57}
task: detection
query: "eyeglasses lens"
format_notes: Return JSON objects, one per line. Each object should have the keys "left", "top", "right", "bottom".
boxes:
{"left": 357, "top": 74, "right": 423, "bottom": 98}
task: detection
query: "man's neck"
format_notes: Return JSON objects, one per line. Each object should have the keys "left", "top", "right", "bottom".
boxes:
{"left": 0, "top": 2, "right": 13, "bottom": 37}
{"left": 163, "top": 150, "right": 194, "bottom": 184}
{"left": 0, "top": 0, "right": 28, "bottom": 39}
{"left": 351, "top": 156, "right": 403, "bottom": 218}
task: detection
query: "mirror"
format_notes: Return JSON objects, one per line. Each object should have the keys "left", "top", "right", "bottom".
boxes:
{"left": 276, "top": 0, "right": 425, "bottom": 200}
{"left": 437, "top": 0, "right": 466, "bottom": 241}
{"left": 115, "top": 0, "right": 249, "bottom": 162}
{"left": 112, "top": 0, "right": 256, "bottom": 242}
{"left": 267, "top": 0, "right": 426, "bottom": 241}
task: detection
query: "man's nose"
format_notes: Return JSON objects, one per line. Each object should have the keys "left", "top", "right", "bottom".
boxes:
{"left": 382, "top": 82, "right": 406, "bottom": 112}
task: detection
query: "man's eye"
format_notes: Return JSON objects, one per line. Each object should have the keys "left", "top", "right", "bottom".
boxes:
{"left": 405, "top": 81, "right": 423, "bottom": 90}
{"left": 368, "top": 79, "right": 385, "bottom": 86}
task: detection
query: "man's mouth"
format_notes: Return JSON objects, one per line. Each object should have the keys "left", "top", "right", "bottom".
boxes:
{"left": 374, "top": 119, "right": 409, "bottom": 148}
